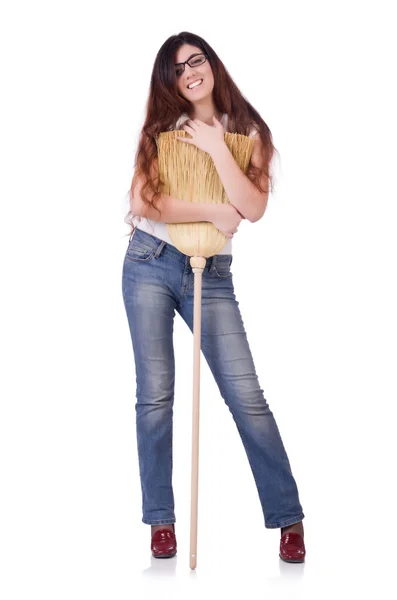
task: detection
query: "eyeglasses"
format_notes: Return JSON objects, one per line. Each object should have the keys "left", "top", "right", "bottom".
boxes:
{"left": 174, "top": 53, "right": 208, "bottom": 77}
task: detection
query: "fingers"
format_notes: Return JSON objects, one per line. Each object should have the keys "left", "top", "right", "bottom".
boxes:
{"left": 220, "top": 229, "right": 238, "bottom": 239}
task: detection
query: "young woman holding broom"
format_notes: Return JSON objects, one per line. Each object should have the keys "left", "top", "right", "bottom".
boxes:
{"left": 122, "top": 31, "right": 306, "bottom": 563}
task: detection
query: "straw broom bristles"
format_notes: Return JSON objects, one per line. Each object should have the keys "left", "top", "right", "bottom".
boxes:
{"left": 156, "top": 130, "right": 255, "bottom": 257}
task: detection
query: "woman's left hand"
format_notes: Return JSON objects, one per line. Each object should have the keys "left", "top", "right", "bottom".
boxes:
{"left": 176, "top": 115, "right": 226, "bottom": 156}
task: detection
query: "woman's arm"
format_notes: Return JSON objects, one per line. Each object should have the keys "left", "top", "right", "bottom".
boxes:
{"left": 129, "top": 156, "right": 242, "bottom": 233}
{"left": 130, "top": 164, "right": 215, "bottom": 223}
{"left": 130, "top": 188, "right": 218, "bottom": 224}
{"left": 210, "top": 133, "right": 269, "bottom": 223}
{"left": 130, "top": 161, "right": 217, "bottom": 223}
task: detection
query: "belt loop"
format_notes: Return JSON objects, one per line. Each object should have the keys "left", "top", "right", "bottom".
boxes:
{"left": 210, "top": 254, "right": 217, "bottom": 272}
{"left": 154, "top": 240, "right": 166, "bottom": 258}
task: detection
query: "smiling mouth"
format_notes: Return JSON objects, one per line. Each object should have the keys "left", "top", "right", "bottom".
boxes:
{"left": 187, "top": 79, "right": 203, "bottom": 90}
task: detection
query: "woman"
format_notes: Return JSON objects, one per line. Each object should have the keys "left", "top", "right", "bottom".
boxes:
{"left": 122, "top": 32, "right": 306, "bottom": 563}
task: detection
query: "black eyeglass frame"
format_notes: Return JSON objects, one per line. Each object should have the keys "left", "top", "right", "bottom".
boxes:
{"left": 174, "top": 53, "right": 209, "bottom": 76}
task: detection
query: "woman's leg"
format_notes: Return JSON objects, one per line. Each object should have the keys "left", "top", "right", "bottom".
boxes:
{"left": 177, "top": 256, "right": 305, "bottom": 530}
{"left": 122, "top": 239, "right": 177, "bottom": 526}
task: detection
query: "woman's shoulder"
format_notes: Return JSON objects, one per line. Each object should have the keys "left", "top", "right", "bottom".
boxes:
{"left": 222, "top": 113, "right": 258, "bottom": 137}
{"left": 174, "top": 113, "right": 189, "bottom": 130}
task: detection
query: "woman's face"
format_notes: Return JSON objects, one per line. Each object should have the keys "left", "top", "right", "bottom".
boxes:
{"left": 174, "top": 44, "right": 214, "bottom": 103}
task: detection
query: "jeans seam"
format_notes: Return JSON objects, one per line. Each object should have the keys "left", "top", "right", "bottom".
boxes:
{"left": 143, "top": 519, "right": 176, "bottom": 525}
{"left": 265, "top": 514, "right": 305, "bottom": 529}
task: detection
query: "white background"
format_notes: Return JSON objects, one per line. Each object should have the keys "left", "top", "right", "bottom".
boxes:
{"left": 1, "top": 1, "right": 396, "bottom": 598}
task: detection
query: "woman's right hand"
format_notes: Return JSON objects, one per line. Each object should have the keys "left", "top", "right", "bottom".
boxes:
{"left": 210, "top": 204, "right": 244, "bottom": 238}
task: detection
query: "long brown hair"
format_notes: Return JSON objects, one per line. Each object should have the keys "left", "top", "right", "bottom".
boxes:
{"left": 124, "top": 31, "right": 279, "bottom": 237}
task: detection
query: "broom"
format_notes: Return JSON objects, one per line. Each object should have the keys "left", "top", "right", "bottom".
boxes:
{"left": 156, "top": 128, "right": 254, "bottom": 570}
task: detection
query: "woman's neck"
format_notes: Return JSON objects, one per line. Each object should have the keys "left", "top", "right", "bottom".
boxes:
{"left": 188, "top": 106, "right": 223, "bottom": 125}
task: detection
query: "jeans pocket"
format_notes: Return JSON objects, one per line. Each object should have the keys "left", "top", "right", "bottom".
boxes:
{"left": 125, "top": 237, "right": 156, "bottom": 262}
{"left": 210, "top": 255, "right": 233, "bottom": 278}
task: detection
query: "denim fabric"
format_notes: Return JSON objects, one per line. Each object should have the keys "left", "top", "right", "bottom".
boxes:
{"left": 121, "top": 228, "right": 305, "bottom": 528}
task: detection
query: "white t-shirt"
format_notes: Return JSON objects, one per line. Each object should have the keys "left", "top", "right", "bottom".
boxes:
{"left": 123, "top": 113, "right": 258, "bottom": 255}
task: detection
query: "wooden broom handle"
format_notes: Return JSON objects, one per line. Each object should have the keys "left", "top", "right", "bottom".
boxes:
{"left": 189, "top": 256, "right": 206, "bottom": 570}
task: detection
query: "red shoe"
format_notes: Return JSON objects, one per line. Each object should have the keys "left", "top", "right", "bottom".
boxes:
{"left": 151, "top": 525, "right": 177, "bottom": 558}
{"left": 279, "top": 529, "right": 306, "bottom": 563}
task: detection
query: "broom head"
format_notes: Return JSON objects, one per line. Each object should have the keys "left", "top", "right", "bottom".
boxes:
{"left": 156, "top": 130, "right": 255, "bottom": 258}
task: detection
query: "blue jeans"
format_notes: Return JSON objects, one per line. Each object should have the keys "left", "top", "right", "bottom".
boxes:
{"left": 121, "top": 228, "right": 305, "bottom": 529}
